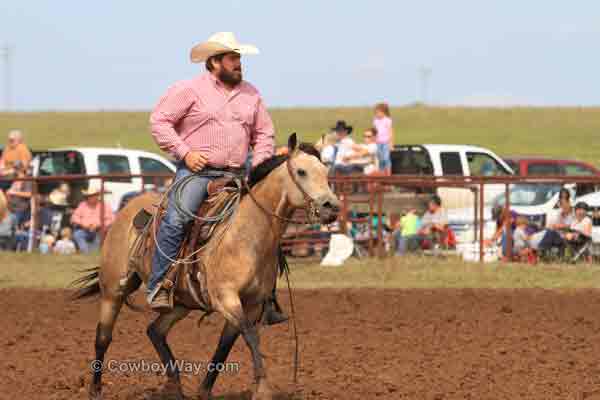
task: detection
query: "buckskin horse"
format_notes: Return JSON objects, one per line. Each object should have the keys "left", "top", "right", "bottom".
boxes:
{"left": 72, "top": 134, "right": 341, "bottom": 400}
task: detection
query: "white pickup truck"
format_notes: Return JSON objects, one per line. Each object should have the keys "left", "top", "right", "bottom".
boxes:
{"left": 32, "top": 147, "right": 176, "bottom": 211}
{"left": 391, "top": 144, "right": 514, "bottom": 205}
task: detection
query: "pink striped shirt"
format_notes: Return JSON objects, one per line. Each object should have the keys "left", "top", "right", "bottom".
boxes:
{"left": 150, "top": 73, "right": 275, "bottom": 168}
{"left": 71, "top": 200, "right": 114, "bottom": 228}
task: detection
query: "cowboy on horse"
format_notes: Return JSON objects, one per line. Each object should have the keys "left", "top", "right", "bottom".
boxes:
{"left": 147, "top": 32, "right": 286, "bottom": 324}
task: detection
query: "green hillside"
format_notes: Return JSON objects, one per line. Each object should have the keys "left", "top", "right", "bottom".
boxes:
{"left": 1, "top": 107, "right": 599, "bottom": 165}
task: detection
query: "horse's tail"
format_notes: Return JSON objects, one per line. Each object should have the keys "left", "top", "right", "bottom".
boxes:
{"left": 70, "top": 266, "right": 145, "bottom": 312}
{"left": 69, "top": 266, "right": 101, "bottom": 300}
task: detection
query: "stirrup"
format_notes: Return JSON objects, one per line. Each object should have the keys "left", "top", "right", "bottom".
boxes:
{"left": 148, "top": 279, "right": 175, "bottom": 312}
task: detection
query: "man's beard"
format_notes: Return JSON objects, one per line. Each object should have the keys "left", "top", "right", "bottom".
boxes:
{"left": 218, "top": 68, "right": 242, "bottom": 86}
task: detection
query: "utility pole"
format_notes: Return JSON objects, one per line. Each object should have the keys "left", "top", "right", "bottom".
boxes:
{"left": 418, "top": 66, "right": 432, "bottom": 105}
{"left": 1, "top": 44, "right": 13, "bottom": 111}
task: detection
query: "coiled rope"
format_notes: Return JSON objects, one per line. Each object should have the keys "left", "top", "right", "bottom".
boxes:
{"left": 152, "top": 171, "right": 243, "bottom": 266}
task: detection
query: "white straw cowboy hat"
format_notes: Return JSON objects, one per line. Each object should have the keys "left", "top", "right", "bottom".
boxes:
{"left": 190, "top": 32, "right": 259, "bottom": 63}
{"left": 81, "top": 187, "right": 111, "bottom": 197}
{"left": 49, "top": 187, "right": 69, "bottom": 206}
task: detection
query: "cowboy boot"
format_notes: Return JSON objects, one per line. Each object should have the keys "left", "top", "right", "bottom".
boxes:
{"left": 149, "top": 264, "right": 179, "bottom": 312}
{"left": 149, "top": 288, "right": 172, "bottom": 312}
{"left": 263, "top": 287, "right": 288, "bottom": 325}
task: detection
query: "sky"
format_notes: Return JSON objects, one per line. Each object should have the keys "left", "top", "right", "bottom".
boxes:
{"left": 0, "top": 1, "right": 599, "bottom": 110}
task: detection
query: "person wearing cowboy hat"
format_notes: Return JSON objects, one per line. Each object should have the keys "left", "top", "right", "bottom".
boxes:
{"left": 330, "top": 120, "right": 361, "bottom": 175}
{"left": 70, "top": 186, "right": 114, "bottom": 253}
{"left": 147, "top": 32, "right": 286, "bottom": 322}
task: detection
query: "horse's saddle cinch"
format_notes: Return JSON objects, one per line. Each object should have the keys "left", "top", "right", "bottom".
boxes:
{"left": 129, "top": 176, "right": 241, "bottom": 310}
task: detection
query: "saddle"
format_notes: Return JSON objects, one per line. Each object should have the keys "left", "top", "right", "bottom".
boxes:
{"left": 129, "top": 176, "right": 241, "bottom": 311}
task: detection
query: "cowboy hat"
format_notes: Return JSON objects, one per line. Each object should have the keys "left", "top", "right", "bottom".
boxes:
{"left": 190, "top": 32, "right": 259, "bottom": 63}
{"left": 331, "top": 120, "right": 353, "bottom": 134}
{"left": 49, "top": 188, "right": 69, "bottom": 206}
{"left": 81, "top": 187, "right": 111, "bottom": 197}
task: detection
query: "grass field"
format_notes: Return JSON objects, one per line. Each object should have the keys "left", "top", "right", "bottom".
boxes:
{"left": 2, "top": 252, "right": 600, "bottom": 290}
{"left": 1, "top": 106, "right": 600, "bottom": 165}
{"left": 2, "top": 107, "right": 600, "bottom": 291}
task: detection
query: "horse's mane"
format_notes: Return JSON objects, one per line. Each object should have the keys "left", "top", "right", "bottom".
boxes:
{"left": 248, "top": 143, "right": 320, "bottom": 188}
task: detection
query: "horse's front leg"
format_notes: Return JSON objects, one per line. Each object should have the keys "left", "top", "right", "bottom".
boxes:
{"left": 217, "top": 295, "right": 273, "bottom": 400}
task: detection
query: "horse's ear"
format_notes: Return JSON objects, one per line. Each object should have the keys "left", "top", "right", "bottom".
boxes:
{"left": 287, "top": 133, "right": 298, "bottom": 153}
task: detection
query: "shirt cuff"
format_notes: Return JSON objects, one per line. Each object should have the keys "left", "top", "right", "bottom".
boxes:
{"left": 174, "top": 143, "right": 191, "bottom": 161}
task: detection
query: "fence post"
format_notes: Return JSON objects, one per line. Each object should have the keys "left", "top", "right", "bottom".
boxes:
{"left": 505, "top": 183, "right": 512, "bottom": 262}
{"left": 368, "top": 189, "right": 374, "bottom": 257}
{"left": 472, "top": 187, "right": 478, "bottom": 243}
{"left": 27, "top": 177, "right": 39, "bottom": 253}
{"left": 377, "top": 188, "right": 384, "bottom": 258}
{"left": 340, "top": 192, "right": 348, "bottom": 235}
{"left": 100, "top": 178, "right": 106, "bottom": 243}
{"left": 479, "top": 182, "right": 485, "bottom": 263}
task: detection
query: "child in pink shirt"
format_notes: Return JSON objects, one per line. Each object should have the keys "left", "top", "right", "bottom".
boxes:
{"left": 373, "top": 102, "right": 394, "bottom": 174}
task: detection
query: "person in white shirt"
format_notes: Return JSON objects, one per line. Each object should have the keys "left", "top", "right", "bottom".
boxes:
{"left": 343, "top": 128, "right": 379, "bottom": 174}
{"left": 567, "top": 202, "right": 592, "bottom": 239}
{"left": 54, "top": 227, "right": 77, "bottom": 255}
{"left": 547, "top": 188, "right": 574, "bottom": 231}
{"left": 318, "top": 132, "right": 337, "bottom": 167}
{"left": 331, "top": 121, "right": 362, "bottom": 175}
{"left": 564, "top": 202, "right": 593, "bottom": 262}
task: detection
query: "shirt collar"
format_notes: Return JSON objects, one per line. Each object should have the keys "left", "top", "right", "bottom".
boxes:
{"left": 206, "top": 72, "right": 243, "bottom": 99}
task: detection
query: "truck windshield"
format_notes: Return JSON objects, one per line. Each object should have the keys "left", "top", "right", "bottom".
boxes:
{"left": 391, "top": 146, "right": 434, "bottom": 175}
{"left": 38, "top": 151, "right": 86, "bottom": 176}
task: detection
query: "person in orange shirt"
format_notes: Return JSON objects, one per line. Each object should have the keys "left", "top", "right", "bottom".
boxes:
{"left": 0, "top": 130, "right": 33, "bottom": 179}
{"left": 71, "top": 188, "right": 114, "bottom": 253}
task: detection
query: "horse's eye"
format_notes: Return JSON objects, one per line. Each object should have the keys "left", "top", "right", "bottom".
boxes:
{"left": 297, "top": 169, "right": 307, "bottom": 177}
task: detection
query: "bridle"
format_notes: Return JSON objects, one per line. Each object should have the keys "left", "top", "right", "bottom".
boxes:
{"left": 244, "top": 154, "right": 319, "bottom": 225}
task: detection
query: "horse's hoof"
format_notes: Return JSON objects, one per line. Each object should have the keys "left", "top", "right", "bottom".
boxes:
{"left": 252, "top": 381, "right": 273, "bottom": 400}
{"left": 88, "top": 384, "right": 102, "bottom": 400}
{"left": 197, "top": 387, "right": 211, "bottom": 400}
{"left": 163, "top": 380, "right": 185, "bottom": 400}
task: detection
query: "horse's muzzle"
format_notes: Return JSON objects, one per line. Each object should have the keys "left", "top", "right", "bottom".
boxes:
{"left": 318, "top": 201, "right": 340, "bottom": 224}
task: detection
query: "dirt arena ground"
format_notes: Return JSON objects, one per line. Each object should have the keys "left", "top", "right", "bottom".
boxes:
{"left": 3, "top": 288, "right": 600, "bottom": 399}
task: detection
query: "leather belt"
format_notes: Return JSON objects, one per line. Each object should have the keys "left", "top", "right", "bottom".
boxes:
{"left": 207, "top": 166, "right": 245, "bottom": 175}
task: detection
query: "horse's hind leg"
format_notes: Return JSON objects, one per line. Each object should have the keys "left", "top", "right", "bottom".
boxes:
{"left": 89, "top": 294, "right": 125, "bottom": 400}
{"left": 198, "top": 321, "right": 240, "bottom": 400}
{"left": 217, "top": 296, "right": 272, "bottom": 400}
{"left": 146, "top": 305, "right": 190, "bottom": 400}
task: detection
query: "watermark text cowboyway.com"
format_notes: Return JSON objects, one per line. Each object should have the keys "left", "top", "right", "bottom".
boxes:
{"left": 90, "top": 359, "right": 240, "bottom": 376}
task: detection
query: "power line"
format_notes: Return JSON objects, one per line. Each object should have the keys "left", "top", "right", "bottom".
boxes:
{"left": 1, "top": 44, "right": 13, "bottom": 111}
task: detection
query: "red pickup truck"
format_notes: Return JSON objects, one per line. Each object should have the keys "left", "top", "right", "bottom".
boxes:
{"left": 503, "top": 157, "right": 600, "bottom": 176}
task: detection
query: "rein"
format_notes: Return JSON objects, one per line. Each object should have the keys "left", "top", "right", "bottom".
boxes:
{"left": 244, "top": 156, "right": 319, "bottom": 225}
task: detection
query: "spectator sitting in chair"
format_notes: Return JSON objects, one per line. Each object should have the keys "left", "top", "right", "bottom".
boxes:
{"left": 563, "top": 202, "right": 593, "bottom": 263}
{"left": 567, "top": 202, "right": 592, "bottom": 239}
{"left": 513, "top": 216, "right": 565, "bottom": 261}
{"left": 547, "top": 188, "right": 574, "bottom": 231}
{"left": 0, "top": 130, "right": 32, "bottom": 190}
{"left": 393, "top": 208, "right": 421, "bottom": 255}
{"left": 485, "top": 207, "right": 517, "bottom": 260}
{"left": 331, "top": 120, "right": 362, "bottom": 175}
{"left": 0, "top": 209, "right": 17, "bottom": 251}
{"left": 71, "top": 187, "right": 114, "bottom": 253}
{"left": 416, "top": 195, "right": 448, "bottom": 247}
{"left": 54, "top": 227, "right": 77, "bottom": 255}
{"left": 6, "top": 163, "right": 33, "bottom": 226}
{"left": 343, "top": 128, "right": 379, "bottom": 175}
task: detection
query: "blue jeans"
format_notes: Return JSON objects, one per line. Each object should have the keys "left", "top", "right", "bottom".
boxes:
{"left": 376, "top": 143, "right": 391, "bottom": 171}
{"left": 73, "top": 229, "right": 101, "bottom": 253}
{"left": 394, "top": 231, "right": 418, "bottom": 255}
{"left": 147, "top": 165, "right": 216, "bottom": 296}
